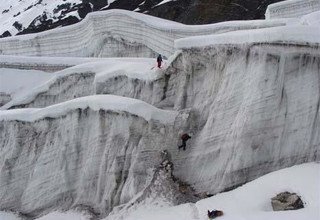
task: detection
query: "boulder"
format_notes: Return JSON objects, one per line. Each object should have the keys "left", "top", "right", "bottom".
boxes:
{"left": 271, "top": 192, "right": 304, "bottom": 211}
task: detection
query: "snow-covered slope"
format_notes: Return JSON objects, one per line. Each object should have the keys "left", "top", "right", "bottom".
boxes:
{"left": 0, "top": 0, "right": 83, "bottom": 37}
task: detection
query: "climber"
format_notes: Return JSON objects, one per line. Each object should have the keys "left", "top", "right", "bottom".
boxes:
{"left": 178, "top": 133, "right": 191, "bottom": 151}
{"left": 207, "top": 209, "right": 224, "bottom": 219}
{"left": 157, "top": 54, "right": 163, "bottom": 68}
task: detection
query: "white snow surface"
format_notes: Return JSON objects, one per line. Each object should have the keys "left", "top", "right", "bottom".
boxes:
{"left": 300, "top": 10, "right": 320, "bottom": 25}
{"left": 1, "top": 163, "right": 318, "bottom": 220}
{"left": 0, "top": 68, "right": 54, "bottom": 98}
{"left": 0, "top": 95, "right": 178, "bottom": 124}
{"left": 154, "top": 0, "right": 174, "bottom": 7}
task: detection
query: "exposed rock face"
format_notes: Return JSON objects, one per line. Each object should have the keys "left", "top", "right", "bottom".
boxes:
{"left": 148, "top": 0, "right": 282, "bottom": 24}
{"left": 271, "top": 192, "right": 304, "bottom": 211}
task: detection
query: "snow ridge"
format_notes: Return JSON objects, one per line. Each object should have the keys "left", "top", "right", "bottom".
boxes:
{"left": 0, "top": 95, "right": 178, "bottom": 124}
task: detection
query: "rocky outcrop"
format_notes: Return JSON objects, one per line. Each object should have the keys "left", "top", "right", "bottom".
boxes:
{"left": 271, "top": 192, "right": 304, "bottom": 211}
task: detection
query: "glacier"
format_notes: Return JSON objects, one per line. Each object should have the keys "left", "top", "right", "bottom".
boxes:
{"left": 0, "top": 0, "right": 319, "bottom": 218}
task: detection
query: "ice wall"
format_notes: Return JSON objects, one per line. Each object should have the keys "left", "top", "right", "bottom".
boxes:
{"left": 0, "top": 10, "right": 287, "bottom": 58}
{"left": 4, "top": 41, "right": 318, "bottom": 198}
{"left": 0, "top": 2, "right": 319, "bottom": 218}
{"left": 266, "top": 0, "right": 320, "bottom": 19}
{"left": 0, "top": 96, "right": 191, "bottom": 217}
{"left": 169, "top": 43, "right": 320, "bottom": 193}
{"left": 68, "top": 43, "right": 320, "bottom": 195}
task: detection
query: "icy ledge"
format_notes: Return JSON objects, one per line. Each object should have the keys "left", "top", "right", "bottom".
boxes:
{"left": 0, "top": 95, "right": 178, "bottom": 124}
{"left": 175, "top": 25, "right": 320, "bottom": 49}
{"left": 0, "top": 58, "right": 158, "bottom": 109}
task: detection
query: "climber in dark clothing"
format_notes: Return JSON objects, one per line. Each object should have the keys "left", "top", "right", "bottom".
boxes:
{"left": 157, "top": 54, "right": 162, "bottom": 68}
{"left": 207, "top": 209, "right": 224, "bottom": 219}
{"left": 178, "top": 133, "right": 191, "bottom": 151}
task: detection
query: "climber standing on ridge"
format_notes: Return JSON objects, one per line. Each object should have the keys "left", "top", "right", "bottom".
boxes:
{"left": 178, "top": 133, "right": 191, "bottom": 151}
{"left": 157, "top": 54, "right": 163, "bottom": 68}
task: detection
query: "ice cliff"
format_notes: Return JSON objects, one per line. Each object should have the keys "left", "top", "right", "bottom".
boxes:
{"left": 0, "top": 0, "right": 319, "bottom": 218}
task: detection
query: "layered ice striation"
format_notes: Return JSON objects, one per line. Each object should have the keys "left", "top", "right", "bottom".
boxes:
{"left": 266, "top": 0, "right": 320, "bottom": 19}
{"left": 0, "top": 10, "right": 288, "bottom": 58}
{"left": 0, "top": 95, "right": 191, "bottom": 217}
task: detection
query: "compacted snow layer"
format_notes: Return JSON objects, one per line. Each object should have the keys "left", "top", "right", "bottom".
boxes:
{"left": 0, "top": 10, "right": 288, "bottom": 58}
{"left": 175, "top": 25, "right": 320, "bottom": 49}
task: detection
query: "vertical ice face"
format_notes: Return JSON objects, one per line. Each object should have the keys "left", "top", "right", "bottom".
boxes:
{"left": 265, "top": 0, "right": 320, "bottom": 19}
{"left": 167, "top": 44, "right": 320, "bottom": 193}
{"left": 0, "top": 97, "right": 191, "bottom": 217}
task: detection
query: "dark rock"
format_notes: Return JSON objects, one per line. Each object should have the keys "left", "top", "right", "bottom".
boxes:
{"left": 78, "top": 3, "right": 93, "bottom": 19}
{"left": 271, "top": 192, "right": 304, "bottom": 211}
{"left": 13, "top": 21, "right": 23, "bottom": 31}
{"left": 0, "top": 31, "right": 12, "bottom": 38}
